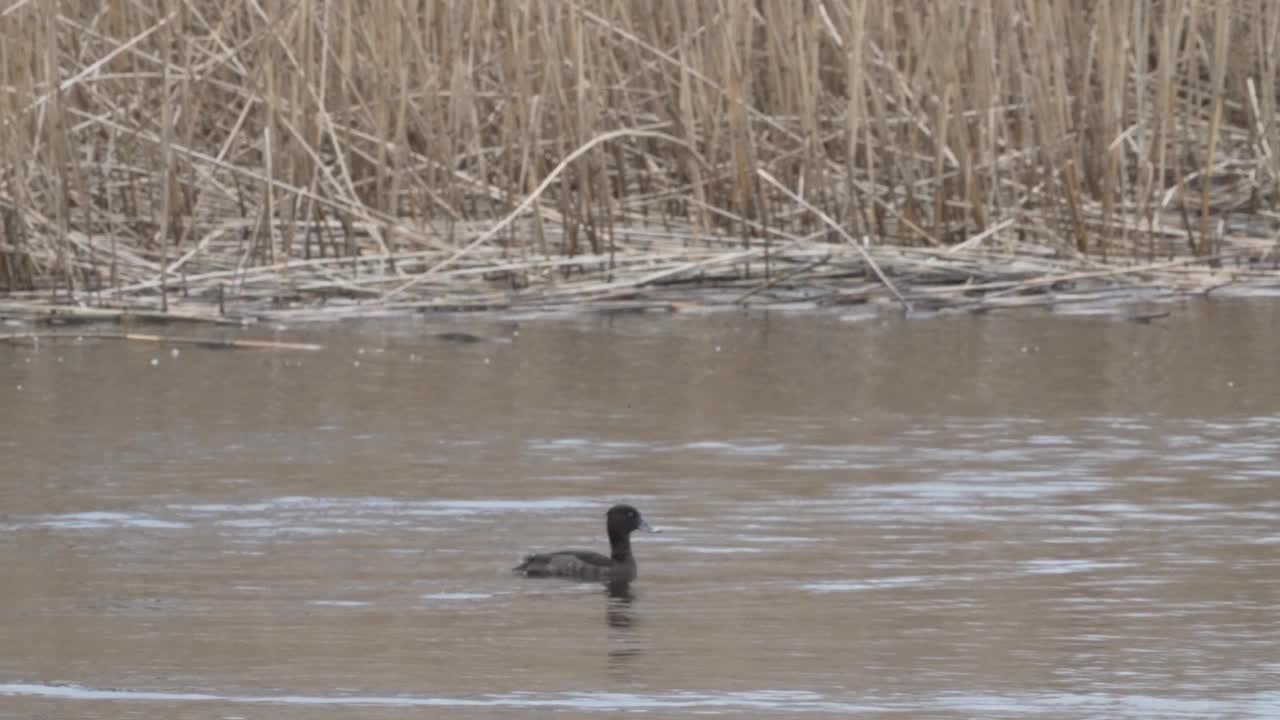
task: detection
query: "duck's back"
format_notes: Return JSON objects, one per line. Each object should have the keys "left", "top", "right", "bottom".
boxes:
{"left": 514, "top": 550, "right": 636, "bottom": 582}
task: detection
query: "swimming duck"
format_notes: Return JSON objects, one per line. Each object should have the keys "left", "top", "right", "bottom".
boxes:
{"left": 514, "top": 504, "right": 658, "bottom": 582}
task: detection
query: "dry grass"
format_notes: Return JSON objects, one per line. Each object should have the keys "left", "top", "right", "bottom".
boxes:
{"left": 2, "top": 0, "right": 1280, "bottom": 320}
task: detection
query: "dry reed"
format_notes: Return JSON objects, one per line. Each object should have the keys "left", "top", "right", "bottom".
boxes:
{"left": 2, "top": 1, "right": 1280, "bottom": 322}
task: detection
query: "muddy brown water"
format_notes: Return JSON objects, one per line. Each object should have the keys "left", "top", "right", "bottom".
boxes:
{"left": 2, "top": 301, "right": 1279, "bottom": 718}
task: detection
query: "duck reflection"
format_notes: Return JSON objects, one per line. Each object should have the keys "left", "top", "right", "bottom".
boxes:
{"left": 605, "top": 580, "right": 643, "bottom": 670}
{"left": 605, "top": 580, "right": 634, "bottom": 627}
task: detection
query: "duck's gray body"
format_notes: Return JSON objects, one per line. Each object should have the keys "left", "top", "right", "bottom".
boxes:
{"left": 514, "top": 504, "right": 656, "bottom": 583}
{"left": 514, "top": 549, "right": 637, "bottom": 582}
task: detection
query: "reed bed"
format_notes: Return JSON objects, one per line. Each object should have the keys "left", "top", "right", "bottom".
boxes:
{"left": 2, "top": 0, "right": 1280, "bottom": 322}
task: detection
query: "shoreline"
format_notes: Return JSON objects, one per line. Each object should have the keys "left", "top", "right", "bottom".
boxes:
{"left": 2, "top": 238, "right": 1277, "bottom": 327}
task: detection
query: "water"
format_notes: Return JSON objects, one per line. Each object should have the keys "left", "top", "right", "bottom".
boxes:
{"left": 2, "top": 301, "right": 1279, "bottom": 718}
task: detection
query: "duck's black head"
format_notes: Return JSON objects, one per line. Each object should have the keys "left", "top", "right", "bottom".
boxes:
{"left": 606, "top": 504, "right": 656, "bottom": 537}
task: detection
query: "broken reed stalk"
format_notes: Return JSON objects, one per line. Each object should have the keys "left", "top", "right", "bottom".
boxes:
{"left": 0, "top": 331, "right": 322, "bottom": 351}
{"left": 756, "top": 169, "right": 911, "bottom": 311}
{"left": 380, "top": 128, "right": 706, "bottom": 303}
{"left": 0, "top": 1, "right": 1277, "bottom": 319}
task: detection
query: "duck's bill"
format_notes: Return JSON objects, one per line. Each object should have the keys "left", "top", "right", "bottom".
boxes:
{"left": 639, "top": 518, "right": 660, "bottom": 533}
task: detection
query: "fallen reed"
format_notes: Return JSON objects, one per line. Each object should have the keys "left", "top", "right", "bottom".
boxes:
{"left": 2, "top": 1, "right": 1279, "bottom": 322}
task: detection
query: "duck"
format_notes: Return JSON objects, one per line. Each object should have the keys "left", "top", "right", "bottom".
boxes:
{"left": 513, "top": 504, "right": 658, "bottom": 582}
